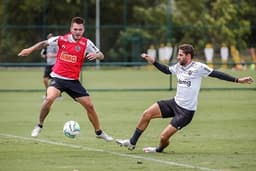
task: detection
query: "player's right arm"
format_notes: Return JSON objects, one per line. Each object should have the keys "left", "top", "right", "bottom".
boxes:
{"left": 18, "top": 40, "right": 49, "bottom": 57}
{"left": 141, "top": 53, "right": 171, "bottom": 74}
{"left": 18, "top": 36, "right": 59, "bottom": 57}
{"left": 141, "top": 53, "right": 155, "bottom": 64}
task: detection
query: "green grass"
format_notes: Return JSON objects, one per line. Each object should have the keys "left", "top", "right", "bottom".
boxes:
{"left": 0, "top": 68, "right": 256, "bottom": 171}
{"left": 0, "top": 67, "right": 255, "bottom": 91}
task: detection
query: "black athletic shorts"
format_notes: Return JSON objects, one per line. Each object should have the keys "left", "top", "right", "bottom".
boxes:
{"left": 49, "top": 77, "right": 89, "bottom": 99}
{"left": 157, "top": 98, "right": 195, "bottom": 130}
{"left": 43, "top": 65, "right": 54, "bottom": 78}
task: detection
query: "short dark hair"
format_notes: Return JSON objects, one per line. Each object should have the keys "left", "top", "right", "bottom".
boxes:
{"left": 71, "top": 16, "right": 85, "bottom": 25}
{"left": 178, "top": 44, "right": 194, "bottom": 58}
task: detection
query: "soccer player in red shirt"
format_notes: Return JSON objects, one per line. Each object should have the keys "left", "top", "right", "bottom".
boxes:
{"left": 18, "top": 17, "right": 113, "bottom": 141}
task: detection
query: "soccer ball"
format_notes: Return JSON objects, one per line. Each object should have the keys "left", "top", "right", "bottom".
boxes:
{"left": 63, "top": 120, "right": 80, "bottom": 138}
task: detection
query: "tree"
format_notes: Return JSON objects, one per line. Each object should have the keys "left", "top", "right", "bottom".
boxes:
{"left": 0, "top": 0, "right": 255, "bottom": 63}
{"left": 172, "top": 0, "right": 251, "bottom": 52}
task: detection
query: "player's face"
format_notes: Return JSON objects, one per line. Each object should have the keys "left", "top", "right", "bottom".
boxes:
{"left": 70, "top": 23, "right": 85, "bottom": 41}
{"left": 177, "top": 49, "right": 191, "bottom": 66}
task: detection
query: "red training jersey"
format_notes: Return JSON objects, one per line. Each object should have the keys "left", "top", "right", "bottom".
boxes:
{"left": 52, "top": 33, "right": 87, "bottom": 80}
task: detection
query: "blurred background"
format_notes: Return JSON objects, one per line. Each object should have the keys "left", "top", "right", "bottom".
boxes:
{"left": 0, "top": 0, "right": 256, "bottom": 69}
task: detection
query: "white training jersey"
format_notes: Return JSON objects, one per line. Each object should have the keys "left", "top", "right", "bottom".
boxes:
{"left": 46, "top": 40, "right": 58, "bottom": 65}
{"left": 169, "top": 61, "right": 213, "bottom": 111}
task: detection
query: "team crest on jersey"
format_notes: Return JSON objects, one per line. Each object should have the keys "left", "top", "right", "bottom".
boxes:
{"left": 188, "top": 70, "right": 193, "bottom": 75}
{"left": 75, "top": 46, "right": 81, "bottom": 52}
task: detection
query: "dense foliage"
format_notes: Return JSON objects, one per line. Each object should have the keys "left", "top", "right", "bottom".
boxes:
{"left": 0, "top": 0, "right": 255, "bottom": 62}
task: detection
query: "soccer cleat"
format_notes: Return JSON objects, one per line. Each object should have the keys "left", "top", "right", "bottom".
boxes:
{"left": 115, "top": 139, "right": 136, "bottom": 150}
{"left": 96, "top": 131, "right": 113, "bottom": 142}
{"left": 143, "top": 147, "right": 157, "bottom": 153}
{"left": 31, "top": 125, "right": 42, "bottom": 137}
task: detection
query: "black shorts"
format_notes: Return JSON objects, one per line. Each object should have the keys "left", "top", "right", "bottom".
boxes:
{"left": 157, "top": 98, "right": 195, "bottom": 130}
{"left": 43, "top": 65, "right": 54, "bottom": 78}
{"left": 49, "top": 77, "right": 89, "bottom": 99}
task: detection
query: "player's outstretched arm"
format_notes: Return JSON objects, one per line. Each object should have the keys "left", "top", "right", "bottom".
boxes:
{"left": 18, "top": 40, "right": 48, "bottom": 57}
{"left": 237, "top": 76, "right": 254, "bottom": 84}
{"left": 141, "top": 53, "right": 171, "bottom": 74}
{"left": 141, "top": 53, "right": 155, "bottom": 64}
{"left": 209, "top": 70, "right": 254, "bottom": 84}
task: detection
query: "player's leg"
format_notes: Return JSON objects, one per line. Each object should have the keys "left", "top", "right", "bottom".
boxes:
{"left": 130, "top": 103, "right": 162, "bottom": 144}
{"left": 65, "top": 80, "right": 113, "bottom": 142}
{"left": 31, "top": 86, "right": 60, "bottom": 137}
{"left": 116, "top": 103, "right": 162, "bottom": 150}
{"left": 144, "top": 100, "right": 195, "bottom": 153}
{"left": 143, "top": 124, "right": 177, "bottom": 153}
{"left": 136, "top": 102, "right": 162, "bottom": 131}
{"left": 43, "top": 77, "right": 49, "bottom": 89}
{"left": 159, "top": 124, "right": 178, "bottom": 150}
{"left": 76, "top": 95, "right": 113, "bottom": 142}
{"left": 39, "top": 86, "right": 61, "bottom": 124}
{"left": 77, "top": 96, "right": 101, "bottom": 131}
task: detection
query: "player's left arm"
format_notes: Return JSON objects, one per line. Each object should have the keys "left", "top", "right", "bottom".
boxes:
{"left": 141, "top": 53, "right": 172, "bottom": 74}
{"left": 209, "top": 70, "right": 254, "bottom": 84}
{"left": 86, "top": 39, "right": 104, "bottom": 61}
{"left": 86, "top": 51, "right": 104, "bottom": 61}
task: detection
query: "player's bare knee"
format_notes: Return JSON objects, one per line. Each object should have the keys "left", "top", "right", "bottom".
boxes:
{"left": 44, "top": 96, "right": 55, "bottom": 104}
{"left": 142, "top": 110, "right": 153, "bottom": 120}
{"left": 85, "top": 103, "right": 95, "bottom": 112}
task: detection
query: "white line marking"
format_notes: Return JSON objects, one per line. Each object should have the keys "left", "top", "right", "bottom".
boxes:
{"left": 0, "top": 133, "right": 222, "bottom": 171}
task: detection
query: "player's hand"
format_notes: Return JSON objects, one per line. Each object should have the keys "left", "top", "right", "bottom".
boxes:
{"left": 86, "top": 52, "right": 101, "bottom": 61}
{"left": 18, "top": 48, "right": 32, "bottom": 57}
{"left": 141, "top": 53, "right": 155, "bottom": 64}
{"left": 238, "top": 76, "right": 254, "bottom": 84}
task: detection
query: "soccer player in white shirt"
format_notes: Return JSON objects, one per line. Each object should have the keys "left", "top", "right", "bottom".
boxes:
{"left": 116, "top": 44, "right": 254, "bottom": 153}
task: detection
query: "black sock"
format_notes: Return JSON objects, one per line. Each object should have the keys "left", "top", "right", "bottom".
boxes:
{"left": 156, "top": 147, "right": 164, "bottom": 153}
{"left": 130, "top": 128, "right": 143, "bottom": 145}
{"left": 38, "top": 124, "right": 43, "bottom": 128}
{"left": 95, "top": 130, "right": 102, "bottom": 135}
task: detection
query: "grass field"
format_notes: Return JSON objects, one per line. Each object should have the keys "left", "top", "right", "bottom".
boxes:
{"left": 0, "top": 67, "right": 255, "bottom": 91}
{"left": 0, "top": 67, "right": 256, "bottom": 171}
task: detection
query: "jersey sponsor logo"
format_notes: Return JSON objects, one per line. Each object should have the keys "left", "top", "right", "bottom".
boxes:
{"left": 178, "top": 79, "right": 191, "bottom": 87}
{"left": 60, "top": 52, "right": 77, "bottom": 63}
